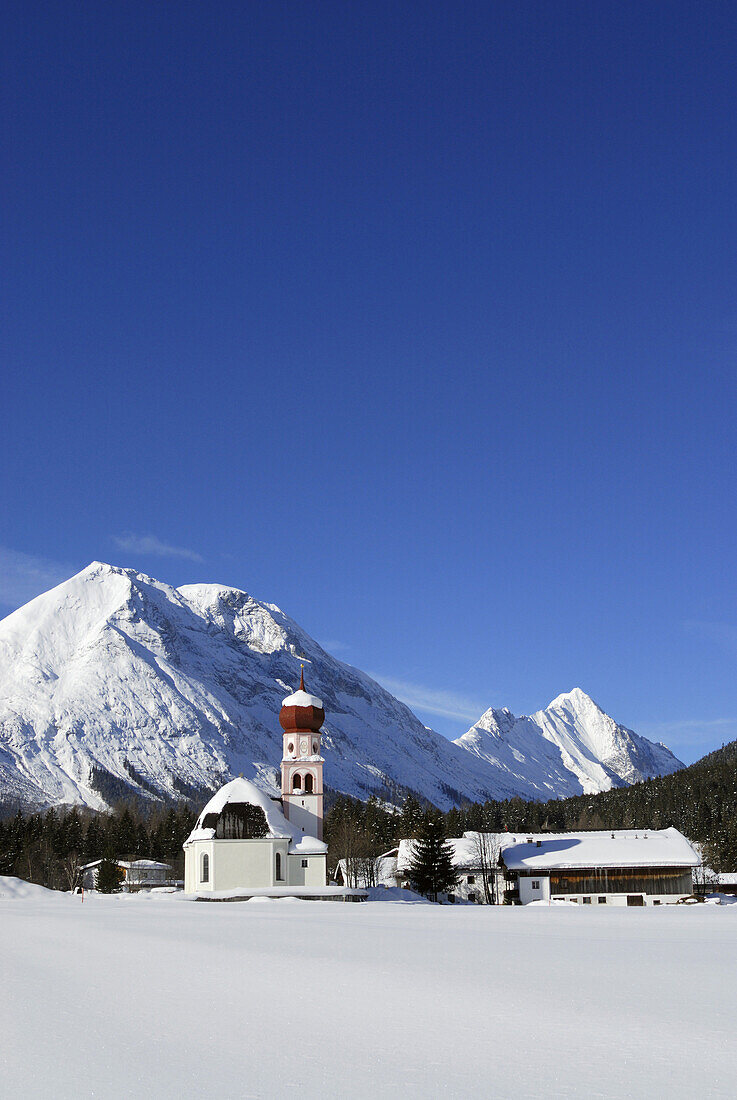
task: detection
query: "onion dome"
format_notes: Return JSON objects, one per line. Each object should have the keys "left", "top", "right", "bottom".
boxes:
{"left": 279, "top": 667, "right": 325, "bottom": 733}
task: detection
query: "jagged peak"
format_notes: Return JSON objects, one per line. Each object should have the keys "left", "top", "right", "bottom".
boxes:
{"left": 545, "top": 687, "right": 602, "bottom": 713}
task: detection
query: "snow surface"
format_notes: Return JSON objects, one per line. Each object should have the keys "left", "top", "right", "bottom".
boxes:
{"left": 183, "top": 776, "right": 327, "bottom": 853}
{"left": 281, "top": 687, "right": 323, "bottom": 709}
{"left": 1, "top": 883, "right": 736, "bottom": 1098}
{"left": 186, "top": 776, "right": 293, "bottom": 840}
{"left": 500, "top": 827, "right": 700, "bottom": 870}
{"left": 0, "top": 562, "right": 683, "bottom": 811}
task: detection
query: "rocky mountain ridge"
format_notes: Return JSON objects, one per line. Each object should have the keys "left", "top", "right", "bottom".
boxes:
{"left": 0, "top": 563, "right": 683, "bottom": 811}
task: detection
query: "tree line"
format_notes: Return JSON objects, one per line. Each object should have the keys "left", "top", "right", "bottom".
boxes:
{"left": 324, "top": 736, "right": 737, "bottom": 876}
{"left": 0, "top": 803, "right": 197, "bottom": 891}
{"left": 2, "top": 736, "right": 735, "bottom": 892}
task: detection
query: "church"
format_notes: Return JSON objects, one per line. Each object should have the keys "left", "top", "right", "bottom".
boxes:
{"left": 183, "top": 669, "right": 328, "bottom": 894}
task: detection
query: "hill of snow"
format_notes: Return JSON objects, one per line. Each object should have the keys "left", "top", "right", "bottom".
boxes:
{"left": 0, "top": 563, "right": 682, "bottom": 811}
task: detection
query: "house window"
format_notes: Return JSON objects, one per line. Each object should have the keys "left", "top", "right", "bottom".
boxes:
{"left": 467, "top": 875, "right": 475, "bottom": 885}
{"left": 292, "top": 774, "right": 302, "bottom": 791}
{"left": 468, "top": 892, "right": 477, "bottom": 903}
{"left": 301, "top": 859, "right": 308, "bottom": 868}
{"left": 275, "top": 852, "right": 283, "bottom": 881}
{"left": 201, "top": 853, "right": 209, "bottom": 883}
{"left": 653, "top": 899, "right": 661, "bottom": 905}
{"left": 598, "top": 897, "right": 606, "bottom": 904}
{"left": 583, "top": 897, "right": 591, "bottom": 904}
{"left": 531, "top": 880, "right": 540, "bottom": 890}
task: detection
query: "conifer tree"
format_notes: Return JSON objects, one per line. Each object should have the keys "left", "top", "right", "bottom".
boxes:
{"left": 406, "top": 811, "right": 459, "bottom": 902}
{"left": 96, "top": 855, "right": 123, "bottom": 893}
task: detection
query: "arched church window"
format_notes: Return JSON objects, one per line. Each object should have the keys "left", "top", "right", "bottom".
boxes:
{"left": 312, "top": 741, "right": 318, "bottom": 754}
{"left": 304, "top": 773, "right": 314, "bottom": 794}
{"left": 288, "top": 743, "right": 294, "bottom": 754}
{"left": 275, "top": 852, "right": 283, "bottom": 881}
{"left": 292, "top": 774, "right": 302, "bottom": 791}
{"left": 201, "top": 853, "right": 209, "bottom": 883}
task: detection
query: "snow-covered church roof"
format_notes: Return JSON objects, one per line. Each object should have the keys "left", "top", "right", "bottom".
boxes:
{"left": 281, "top": 687, "right": 323, "bottom": 709}
{"left": 184, "top": 777, "right": 327, "bottom": 854}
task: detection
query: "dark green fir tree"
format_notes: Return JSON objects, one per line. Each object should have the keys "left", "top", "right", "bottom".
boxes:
{"left": 96, "top": 855, "right": 123, "bottom": 894}
{"left": 406, "top": 812, "right": 459, "bottom": 902}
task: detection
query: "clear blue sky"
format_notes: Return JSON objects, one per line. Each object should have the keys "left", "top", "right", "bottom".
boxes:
{"left": 2, "top": 2, "right": 736, "bottom": 763}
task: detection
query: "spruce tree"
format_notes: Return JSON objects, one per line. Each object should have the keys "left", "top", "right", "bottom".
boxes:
{"left": 406, "top": 811, "right": 459, "bottom": 902}
{"left": 96, "top": 856, "right": 123, "bottom": 893}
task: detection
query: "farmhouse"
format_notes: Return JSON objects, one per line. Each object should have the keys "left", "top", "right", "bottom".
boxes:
{"left": 183, "top": 669, "right": 329, "bottom": 895}
{"left": 500, "top": 827, "right": 700, "bottom": 906}
{"left": 81, "top": 858, "right": 173, "bottom": 891}
{"left": 386, "top": 827, "right": 699, "bottom": 905}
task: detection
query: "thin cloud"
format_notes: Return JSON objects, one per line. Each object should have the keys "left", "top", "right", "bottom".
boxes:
{"left": 0, "top": 547, "right": 72, "bottom": 612}
{"left": 318, "top": 639, "right": 350, "bottom": 655}
{"left": 640, "top": 717, "right": 737, "bottom": 740}
{"left": 369, "top": 673, "right": 487, "bottom": 722}
{"left": 113, "top": 533, "right": 203, "bottom": 563}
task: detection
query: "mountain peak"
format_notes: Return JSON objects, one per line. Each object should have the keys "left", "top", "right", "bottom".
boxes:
{"left": 546, "top": 687, "right": 600, "bottom": 712}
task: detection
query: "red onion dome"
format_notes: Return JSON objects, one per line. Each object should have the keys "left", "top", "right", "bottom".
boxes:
{"left": 279, "top": 668, "right": 325, "bottom": 733}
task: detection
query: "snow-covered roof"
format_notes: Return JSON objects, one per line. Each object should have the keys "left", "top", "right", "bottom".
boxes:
{"left": 282, "top": 687, "right": 323, "bottom": 709}
{"left": 499, "top": 827, "right": 700, "bottom": 871}
{"left": 186, "top": 777, "right": 292, "bottom": 843}
{"left": 396, "top": 828, "right": 701, "bottom": 873}
{"left": 396, "top": 834, "right": 498, "bottom": 873}
{"left": 81, "top": 859, "right": 172, "bottom": 871}
{"left": 184, "top": 777, "right": 327, "bottom": 854}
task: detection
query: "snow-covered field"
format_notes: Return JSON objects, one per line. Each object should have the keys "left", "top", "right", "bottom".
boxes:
{"left": 2, "top": 883, "right": 735, "bottom": 1099}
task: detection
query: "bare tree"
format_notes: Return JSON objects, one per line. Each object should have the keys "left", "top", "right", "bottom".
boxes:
{"left": 62, "top": 852, "right": 83, "bottom": 893}
{"left": 470, "top": 832, "right": 501, "bottom": 904}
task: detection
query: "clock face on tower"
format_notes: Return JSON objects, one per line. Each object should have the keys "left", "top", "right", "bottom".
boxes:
{"left": 300, "top": 739, "right": 308, "bottom": 754}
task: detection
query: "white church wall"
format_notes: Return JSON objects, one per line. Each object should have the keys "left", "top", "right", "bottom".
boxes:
{"left": 287, "top": 853, "right": 327, "bottom": 888}
{"left": 283, "top": 793, "right": 322, "bottom": 839}
{"left": 186, "top": 838, "right": 292, "bottom": 893}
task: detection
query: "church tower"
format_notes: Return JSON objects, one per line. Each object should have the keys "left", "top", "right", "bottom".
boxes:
{"left": 279, "top": 668, "right": 325, "bottom": 840}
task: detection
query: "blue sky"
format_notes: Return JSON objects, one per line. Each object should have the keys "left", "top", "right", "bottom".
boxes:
{"left": 2, "top": 2, "right": 736, "bottom": 762}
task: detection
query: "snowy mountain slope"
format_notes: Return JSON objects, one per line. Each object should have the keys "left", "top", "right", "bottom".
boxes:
{"left": 0, "top": 563, "right": 540, "bottom": 811}
{"left": 454, "top": 688, "right": 683, "bottom": 796}
{"left": 0, "top": 563, "right": 683, "bottom": 812}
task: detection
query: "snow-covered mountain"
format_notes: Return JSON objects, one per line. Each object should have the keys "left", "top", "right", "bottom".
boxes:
{"left": 454, "top": 687, "right": 683, "bottom": 797}
{"left": 0, "top": 563, "right": 683, "bottom": 811}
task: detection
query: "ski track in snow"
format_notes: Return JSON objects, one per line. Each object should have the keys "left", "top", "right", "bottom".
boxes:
{"left": 1, "top": 886, "right": 735, "bottom": 1099}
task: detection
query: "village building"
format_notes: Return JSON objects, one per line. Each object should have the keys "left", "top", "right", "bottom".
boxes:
{"left": 392, "top": 834, "right": 505, "bottom": 903}
{"left": 385, "top": 827, "right": 700, "bottom": 905}
{"left": 183, "top": 669, "right": 329, "bottom": 895}
{"left": 499, "top": 827, "right": 700, "bottom": 905}
{"left": 81, "top": 858, "right": 173, "bottom": 891}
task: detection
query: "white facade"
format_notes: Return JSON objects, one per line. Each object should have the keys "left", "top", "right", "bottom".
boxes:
{"left": 183, "top": 777, "right": 328, "bottom": 895}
